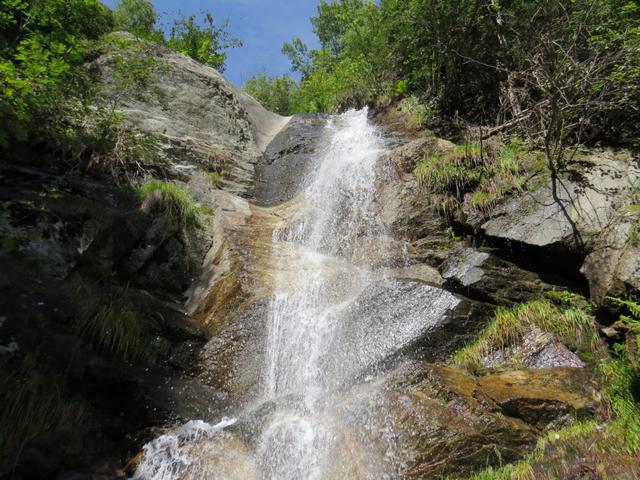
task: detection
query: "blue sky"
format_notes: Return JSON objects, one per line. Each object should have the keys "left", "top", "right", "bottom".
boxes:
{"left": 102, "top": 0, "right": 320, "bottom": 86}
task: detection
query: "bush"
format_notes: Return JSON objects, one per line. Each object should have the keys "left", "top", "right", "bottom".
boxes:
{"left": 243, "top": 74, "right": 298, "bottom": 115}
{"left": 0, "top": 0, "right": 113, "bottom": 147}
{"left": 138, "top": 180, "right": 201, "bottom": 227}
{"left": 112, "top": 0, "right": 161, "bottom": 41}
{"left": 167, "top": 12, "right": 241, "bottom": 72}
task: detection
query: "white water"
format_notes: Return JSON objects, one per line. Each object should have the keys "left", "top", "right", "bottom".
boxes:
{"left": 257, "top": 109, "right": 385, "bottom": 479}
{"left": 133, "top": 109, "right": 459, "bottom": 479}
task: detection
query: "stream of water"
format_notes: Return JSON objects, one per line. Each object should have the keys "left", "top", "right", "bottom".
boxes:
{"left": 132, "top": 109, "right": 455, "bottom": 479}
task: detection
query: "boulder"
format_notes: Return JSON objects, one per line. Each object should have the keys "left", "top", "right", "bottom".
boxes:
{"left": 478, "top": 150, "right": 639, "bottom": 252}
{"left": 97, "top": 33, "right": 289, "bottom": 197}
{"left": 483, "top": 325, "right": 587, "bottom": 370}
{"left": 582, "top": 211, "right": 640, "bottom": 303}
{"left": 441, "top": 247, "right": 550, "bottom": 304}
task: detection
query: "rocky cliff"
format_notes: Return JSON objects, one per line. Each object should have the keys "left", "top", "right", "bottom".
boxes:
{"left": 1, "top": 40, "right": 638, "bottom": 480}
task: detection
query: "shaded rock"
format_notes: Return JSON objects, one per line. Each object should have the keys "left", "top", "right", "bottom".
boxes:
{"left": 582, "top": 211, "right": 640, "bottom": 303}
{"left": 478, "top": 150, "right": 639, "bottom": 251}
{"left": 441, "top": 247, "right": 550, "bottom": 304}
{"left": 254, "top": 114, "right": 329, "bottom": 206}
{"left": 484, "top": 325, "right": 587, "bottom": 370}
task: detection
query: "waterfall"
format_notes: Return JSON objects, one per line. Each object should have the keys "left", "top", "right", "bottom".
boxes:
{"left": 132, "top": 108, "right": 458, "bottom": 479}
{"left": 258, "top": 108, "right": 385, "bottom": 479}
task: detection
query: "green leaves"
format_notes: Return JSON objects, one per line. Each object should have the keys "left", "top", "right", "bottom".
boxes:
{"left": 167, "top": 13, "right": 241, "bottom": 72}
{"left": 243, "top": 74, "right": 298, "bottom": 115}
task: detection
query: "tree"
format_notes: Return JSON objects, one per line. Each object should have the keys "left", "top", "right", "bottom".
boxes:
{"left": 281, "top": 37, "right": 313, "bottom": 79}
{"left": 167, "top": 12, "right": 241, "bottom": 72}
{"left": 243, "top": 74, "right": 298, "bottom": 115}
{"left": 0, "top": 0, "right": 113, "bottom": 146}
{"left": 113, "top": 0, "right": 160, "bottom": 40}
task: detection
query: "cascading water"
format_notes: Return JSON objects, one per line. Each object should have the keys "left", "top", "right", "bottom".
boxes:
{"left": 257, "top": 108, "right": 385, "bottom": 479}
{"left": 133, "top": 108, "right": 459, "bottom": 479}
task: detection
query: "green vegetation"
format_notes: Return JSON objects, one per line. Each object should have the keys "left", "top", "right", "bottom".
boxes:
{"left": 74, "top": 285, "right": 148, "bottom": 360}
{"left": 243, "top": 74, "right": 298, "bottom": 115}
{"left": 263, "top": 0, "right": 639, "bottom": 152}
{"left": 207, "top": 171, "right": 224, "bottom": 187}
{"left": 451, "top": 296, "right": 597, "bottom": 374}
{"left": 414, "top": 139, "right": 541, "bottom": 216}
{"left": 0, "top": 356, "right": 85, "bottom": 470}
{"left": 167, "top": 13, "right": 241, "bottom": 72}
{"left": 0, "top": 0, "right": 238, "bottom": 156}
{"left": 139, "top": 180, "right": 201, "bottom": 227}
{"left": 452, "top": 293, "right": 640, "bottom": 478}
{"left": 113, "top": 0, "right": 161, "bottom": 41}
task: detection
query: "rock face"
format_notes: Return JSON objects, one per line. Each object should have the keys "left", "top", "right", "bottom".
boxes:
{"left": 97, "top": 33, "right": 290, "bottom": 197}
{"left": 582, "top": 211, "right": 640, "bottom": 302}
{"left": 335, "top": 362, "right": 594, "bottom": 479}
{"left": 441, "top": 247, "right": 550, "bottom": 304}
{"left": 477, "top": 150, "right": 639, "bottom": 251}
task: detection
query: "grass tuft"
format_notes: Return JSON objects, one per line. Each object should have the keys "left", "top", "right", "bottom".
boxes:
{"left": 0, "top": 357, "right": 85, "bottom": 471}
{"left": 138, "top": 180, "right": 201, "bottom": 227}
{"left": 207, "top": 171, "right": 223, "bottom": 187}
{"left": 73, "top": 284, "right": 148, "bottom": 361}
{"left": 415, "top": 138, "right": 538, "bottom": 217}
{"left": 451, "top": 298, "right": 596, "bottom": 374}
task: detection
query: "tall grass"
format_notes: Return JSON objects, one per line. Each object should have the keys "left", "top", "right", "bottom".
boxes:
{"left": 415, "top": 138, "right": 535, "bottom": 216}
{"left": 0, "top": 357, "right": 85, "bottom": 471}
{"left": 138, "top": 180, "right": 201, "bottom": 227}
{"left": 73, "top": 284, "right": 148, "bottom": 361}
{"left": 451, "top": 297, "right": 597, "bottom": 374}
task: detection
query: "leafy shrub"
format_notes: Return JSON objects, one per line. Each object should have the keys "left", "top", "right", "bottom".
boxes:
{"left": 139, "top": 180, "right": 201, "bottom": 227}
{"left": 0, "top": 0, "right": 113, "bottom": 147}
{"left": 112, "top": 0, "right": 161, "bottom": 41}
{"left": 243, "top": 74, "right": 298, "bottom": 115}
{"left": 167, "top": 13, "right": 241, "bottom": 72}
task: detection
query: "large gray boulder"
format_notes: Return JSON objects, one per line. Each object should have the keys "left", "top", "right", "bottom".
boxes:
{"left": 97, "top": 33, "right": 290, "bottom": 197}
{"left": 478, "top": 150, "right": 639, "bottom": 251}
{"left": 582, "top": 211, "right": 640, "bottom": 302}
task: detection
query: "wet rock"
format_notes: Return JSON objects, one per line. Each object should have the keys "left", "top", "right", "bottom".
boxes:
{"left": 441, "top": 247, "right": 550, "bottom": 304}
{"left": 337, "top": 362, "right": 595, "bottom": 478}
{"left": 254, "top": 114, "right": 329, "bottom": 206}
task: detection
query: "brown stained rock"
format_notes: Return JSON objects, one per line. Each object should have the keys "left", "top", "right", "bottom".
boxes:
{"left": 478, "top": 368, "right": 596, "bottom": 431}
{"left": 334, "top": 362, "right": 598, "bottom": 478}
